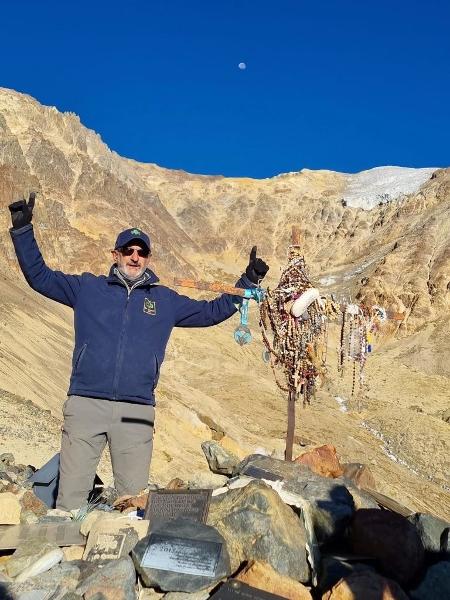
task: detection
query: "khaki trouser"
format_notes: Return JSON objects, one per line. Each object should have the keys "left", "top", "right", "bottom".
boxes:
{"left": 56, "top": 395, "right": 155, "bottom": 511}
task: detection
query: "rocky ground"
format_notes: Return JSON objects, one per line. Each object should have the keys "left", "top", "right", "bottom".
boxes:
{"left": 1, "top": 447, "right": 449, "bottom": 599}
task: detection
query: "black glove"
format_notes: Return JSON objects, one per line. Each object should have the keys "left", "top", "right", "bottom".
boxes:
{"left": 245, "top": 246, "right": 269, "bottom": 284}
{"left": 8, "top": 192, "right": 35, "bottom": 229}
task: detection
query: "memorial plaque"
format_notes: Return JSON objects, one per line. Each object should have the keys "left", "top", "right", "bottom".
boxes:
{"left": 242, "top": 465, "right": 283, "bottom": 482}
{"left": 141, "top": 533, "right": 222, "bottom": 577}
{"left": 144, "top": 489, "right": 212, "bottom": 529}
{"left": 85, "top": 532, "right": 126, "bottom": 561}
{"left": 210, "top": 580, "right": 288, "bottom": 599}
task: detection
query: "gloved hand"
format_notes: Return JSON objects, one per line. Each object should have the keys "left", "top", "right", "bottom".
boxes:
{"left": 245, "top": 246, "right": 269, "bottom": 284}
{"left": 8, "top": 192, "right": 35, "bottom": 229}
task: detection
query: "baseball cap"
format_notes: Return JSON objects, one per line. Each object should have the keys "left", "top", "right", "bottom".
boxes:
{"left": 114, "top": 228, "right": 151, "bottom": 251}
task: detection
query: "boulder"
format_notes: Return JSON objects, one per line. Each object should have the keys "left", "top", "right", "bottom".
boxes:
{"left": 0, "top": 453, "right": 15, "bottom": 467}
{"left": 75, "top": 556, "right": 137, "bottom": 599}
{"left": 342, "top": 463, "right": 376, "bottom": 490}
{"left": 321, "top": 570, "right": 409, "bottom": 599}
{"left": 0, "top": 491, "right": 21, "bottom": 524}
{"left": 235, "top": 560, "right": 313, "bottom": 599}
{"left": 7, "top": 561, "right": 82, "bottom": 598}
{"left": 318, "top": 558, "right": 377, "bottom": 593}
{"left": 219, "top": 436, "right": 248, "bottom": 460}
{"left": 294, "top": 445, "right": 344, "bottom": 478}
{"left": 20, "top": 509, "right": 40, "bottom": 524}
{"left": 188, "top": 471, "right": 229, "bottom": 490}
{"left": 15, "top": 548, "right": 64, "bottom": 583}
{"left": 233, "top": 455, "right": 354, "bottom": 544}
{"left": 20, "top": 490, "right": 48, "bottom": 518}
{"left": 6, "top": 540, "right": 60, "bottom": 578}
{"left": 350, "top": 509, "right": 424, "bottom": 587}
{"left": 407, "top": 512, "right": 450, "bottom": 555}
{"left": 202, "top": 441, "right": 240, "bottom": 475}
{"left": 132, "top": 517, "right": 231, "bottom": 592}
{"left": 410, "top": 561, "right": 450, "bottom": 600}
{"left": 340, "top": 480, "right": 379, "bottom": 510}
{"left": 207, "top": 479, "right": 309, "bottom": 582}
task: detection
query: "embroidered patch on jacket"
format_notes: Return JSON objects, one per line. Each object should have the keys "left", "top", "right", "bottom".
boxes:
{"left": 143, "top": 298, "right": 156, "bottom": 315}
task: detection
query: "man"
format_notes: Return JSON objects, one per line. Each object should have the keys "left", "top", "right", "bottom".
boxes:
{"left": 8, "top": 194, "right": 269, "bottom": 511}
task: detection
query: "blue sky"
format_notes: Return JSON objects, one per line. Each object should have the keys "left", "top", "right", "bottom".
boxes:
{"left": 1, "top": 0, "right": 449, "bottom": 177}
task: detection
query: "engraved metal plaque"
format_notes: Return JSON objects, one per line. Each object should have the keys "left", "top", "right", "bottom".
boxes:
{"left": 144, "top": 489, "right": 212, "bottom": 528}
{"left": 141, "top": 533, "right": 222, "bottom": 577}
{"left": 242, "top": 465, "right": 283, "bottom": 482}
{"left": 210, "top": 580, "right": 288, "bottom": 599}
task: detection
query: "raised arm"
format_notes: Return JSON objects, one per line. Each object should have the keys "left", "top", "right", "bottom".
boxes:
{"left": 9, "top": 195, "right": 81, "bottom": 308}
{"left": 173, "top": 246, "right": 269, "bottom": 327}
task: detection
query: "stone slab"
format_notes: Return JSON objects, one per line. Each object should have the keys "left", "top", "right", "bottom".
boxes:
{"left": 132, "top": 517, "right": 230, "bottom": 593}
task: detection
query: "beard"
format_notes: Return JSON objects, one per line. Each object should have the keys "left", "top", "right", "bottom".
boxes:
{"left": 117, "top": 264, "right": 146, "bottom": 281}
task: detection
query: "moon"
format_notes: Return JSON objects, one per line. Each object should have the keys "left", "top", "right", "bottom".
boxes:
{"left": 238, "top": 62, "right": 247, "bottom": 70}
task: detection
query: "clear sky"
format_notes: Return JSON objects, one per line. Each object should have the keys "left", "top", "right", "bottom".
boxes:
{"left": 1, "top": 0, "right": 449, "bottom": 178}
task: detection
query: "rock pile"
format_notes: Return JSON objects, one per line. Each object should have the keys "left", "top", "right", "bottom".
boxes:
{"left": 0, "top": 448, "right": 449, "bottom": 599}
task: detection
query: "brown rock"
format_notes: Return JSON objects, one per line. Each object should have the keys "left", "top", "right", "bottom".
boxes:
{"left": 0, "top": 491, "right": 21, "bottom": 524}
{"left": 351, "top": 509, "right": 424, "bottom": 587}
{"left": 114, "top": 492, "right": 149, "bottom": 511}
{"left": 20, "top": 490, "right": 48, "bottom": 517}
{"left": 294, "top": 445, "right": 344, "bottom": 478}
{"left": 342, "top": 463, "right": 376, "bottom": 490}
{"left": 322, "top": 570, "right": 409, "bottom": 600}
{"left": 236, "top": 560, "right": 313, "bottom": 599}
{"left": 166, "top": 477, "right": 187, "bottom": 490}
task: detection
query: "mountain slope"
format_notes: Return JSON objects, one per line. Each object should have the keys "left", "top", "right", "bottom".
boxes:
{"left": 0, "top": 88, "right": 448, "bottom": 519}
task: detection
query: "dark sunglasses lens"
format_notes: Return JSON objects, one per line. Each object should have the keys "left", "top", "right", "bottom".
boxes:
{"left": 120, "top": 247, "right": 149, "bottom": 258}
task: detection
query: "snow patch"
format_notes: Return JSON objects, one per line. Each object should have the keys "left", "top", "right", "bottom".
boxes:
{"left": 335, "top": 396, "right": 348, "bottom": 413}
{"left": 361, "top": 421, "right": 419, "bottom": 475}
{"left": 343, "top": 166, "right": 437, "bottom": 210}
{"left": 318, "top": 275, "right": 336, "bottom": 286}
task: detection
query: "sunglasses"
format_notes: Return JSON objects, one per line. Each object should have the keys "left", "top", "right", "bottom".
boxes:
{"left": 118, "top": 246, "right": 150, "bottom": 258}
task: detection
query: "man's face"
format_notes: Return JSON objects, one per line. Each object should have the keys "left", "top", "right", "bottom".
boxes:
{"left": 112, "top": 243, "right": 151, "bottom": 280}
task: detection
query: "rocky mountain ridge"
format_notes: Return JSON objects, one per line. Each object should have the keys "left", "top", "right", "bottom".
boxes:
{"left": 0, "top": 88, "right": 448, "bottom": 521}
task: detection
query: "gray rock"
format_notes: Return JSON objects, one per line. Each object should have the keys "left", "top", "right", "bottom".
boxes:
{"left": 235, "top": 455, "right": 354, "bottom": 544}
{"left": 408, "top": 512, "right": 450, "bottom": 555}
{"left": 340, "top": 478, "right": 380, "bottom": 510}
{"left": 20, "top": 509, "right": 40, "bottom": 525}
{"left": 208, "top": 479, "right": 310, "bottom": 583}
{"left": 132, "top": 517, "right": 230, "bottom": 592}
{"left": 8, "top": 561, "right": 81, "bottom": 598}
{"left": 75, "top": 556, "right": 137, "bottom": 599}
{"left": 0, "top": 453, "right": 15, "bottom": 466}
{"left": 410, "top": 561, "right": 450, "bottom": 599}
{"left": 6, "top": 541, "right": 60, "bottom": 578}
{"left": 201, "top": 441, "right": 240, "bottom": 475}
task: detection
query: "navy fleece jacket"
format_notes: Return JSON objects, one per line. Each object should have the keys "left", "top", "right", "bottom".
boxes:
{"left": 11, "top": 224, "right": 251, "bottom": 405}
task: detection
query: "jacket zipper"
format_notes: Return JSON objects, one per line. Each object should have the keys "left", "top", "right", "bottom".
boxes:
{"left": 112, "top": 271, "right": 149, "bottom": 400}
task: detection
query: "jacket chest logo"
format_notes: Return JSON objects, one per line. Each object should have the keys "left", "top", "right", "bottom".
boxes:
{"left": 143, "top": 298, "right": 156, "bottom": 316}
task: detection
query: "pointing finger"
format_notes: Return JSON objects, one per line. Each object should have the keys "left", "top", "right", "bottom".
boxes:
{"left": 250, "top": 246, "right": 257, "bottom": 262}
